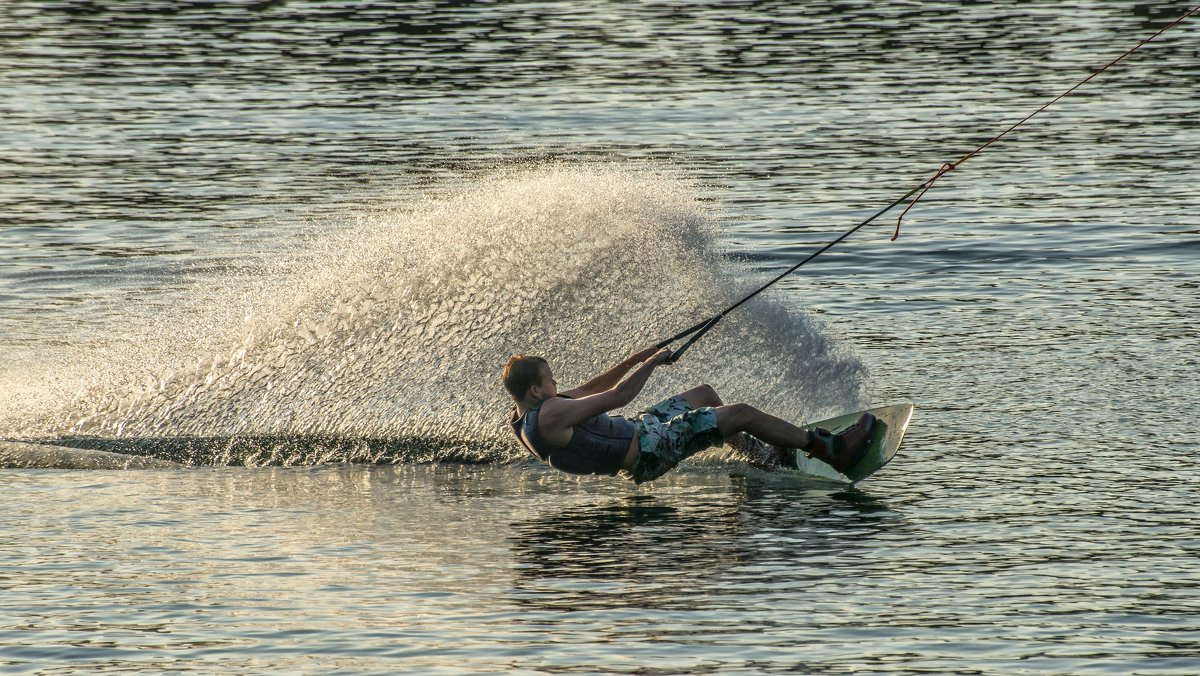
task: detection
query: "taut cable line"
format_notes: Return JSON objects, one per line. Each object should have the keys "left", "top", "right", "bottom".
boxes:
{"left": 661, "top": 4, "right": 1199, "bottom": 362}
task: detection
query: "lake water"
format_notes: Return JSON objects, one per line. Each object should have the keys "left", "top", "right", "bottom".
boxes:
{"left": 2, "top": 1, "right": 1198, "bottom": 673}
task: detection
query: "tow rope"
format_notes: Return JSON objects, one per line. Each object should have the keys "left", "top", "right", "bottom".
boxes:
{"left": 661, "top": 4, "right": 1198, "bottom": 362}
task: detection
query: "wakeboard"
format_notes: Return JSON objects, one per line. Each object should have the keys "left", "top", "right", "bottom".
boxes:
{"left": 783, "top": 403, "right": 913, "bottom": 484}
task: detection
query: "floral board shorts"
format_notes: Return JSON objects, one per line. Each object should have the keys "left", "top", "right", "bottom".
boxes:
{"left": 627, "top": 395, "right": 724, "bottom": 484}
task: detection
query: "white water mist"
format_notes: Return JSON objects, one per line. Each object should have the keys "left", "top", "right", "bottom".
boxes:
{"left": 1, "top": 164, "right": 870, "bottom": 463}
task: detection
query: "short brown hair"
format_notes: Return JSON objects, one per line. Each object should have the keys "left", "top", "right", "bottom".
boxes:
{"left": 502, "top": 354, "right": 548, "bottom": 400}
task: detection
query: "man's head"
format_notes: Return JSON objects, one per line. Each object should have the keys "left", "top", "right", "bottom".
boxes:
{"left": 502, "top": 354, "right": 555, "bottom": 403}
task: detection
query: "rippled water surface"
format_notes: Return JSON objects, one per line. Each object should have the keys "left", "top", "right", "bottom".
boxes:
{"left": 2, "top": 1, "right": 1199, "bottom": 673}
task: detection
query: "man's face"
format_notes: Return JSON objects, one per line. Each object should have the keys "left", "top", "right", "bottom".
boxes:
{"left": 534, "top": 365, "right": 558, "bottom": 399}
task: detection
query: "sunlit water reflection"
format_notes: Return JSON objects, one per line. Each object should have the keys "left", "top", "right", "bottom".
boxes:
{"left": 1, "top": 0, "right": 1198, "bottom": 673}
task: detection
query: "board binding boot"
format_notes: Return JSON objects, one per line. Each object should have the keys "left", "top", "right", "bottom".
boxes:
{"left": 805, "top": 413, "right": 877, "bottom": 475}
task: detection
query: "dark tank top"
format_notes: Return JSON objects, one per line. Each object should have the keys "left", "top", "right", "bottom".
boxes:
{"left": 509, "top": 395, "right": 636, "bottom": 476}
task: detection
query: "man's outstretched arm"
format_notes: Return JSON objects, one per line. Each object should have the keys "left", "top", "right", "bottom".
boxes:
{"left": 541, "top": 348, "right": 673, "bottom": 432}
{"left": 562, "top": 345, "right": 659, "bottom": 398}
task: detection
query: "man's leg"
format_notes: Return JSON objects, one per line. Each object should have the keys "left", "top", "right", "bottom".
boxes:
{"left": 671, "top": 386, "right": 778, "bottom": 463}
{"left": 714, "top": 403, "right": 875, "bottom": 474}
{"left": 714, "top": 403, "right": 811, "bottom": 448}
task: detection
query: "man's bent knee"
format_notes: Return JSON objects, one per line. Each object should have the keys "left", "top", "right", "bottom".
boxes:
{"left": 682, "top": 384, "right": 722, "bottom": 407}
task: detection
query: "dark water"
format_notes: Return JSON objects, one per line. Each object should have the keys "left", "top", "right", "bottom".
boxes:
{"left": 2, "top": 1, "right": 1199, "bottom": 673}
